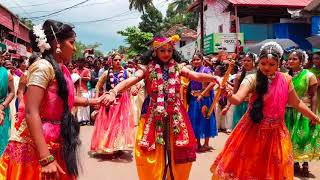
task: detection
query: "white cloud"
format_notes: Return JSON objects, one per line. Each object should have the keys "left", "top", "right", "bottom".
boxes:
{"left": 1, "top": 0, "right": 171, "bottom": 52}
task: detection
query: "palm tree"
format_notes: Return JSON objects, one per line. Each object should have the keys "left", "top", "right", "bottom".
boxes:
{"left": 170, "top": 0, "right": 193, "bottom": 14}
{"left": 129, "top": 0, "right": 153, "bottom": 12}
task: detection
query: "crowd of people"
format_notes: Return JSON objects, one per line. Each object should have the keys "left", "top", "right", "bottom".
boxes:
{"left": 0, "top": 19, "right": 319, "bottom": 180}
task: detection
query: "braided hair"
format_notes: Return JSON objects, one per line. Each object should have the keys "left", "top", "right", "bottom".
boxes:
{"left": 29, "top": 19, "right": 80, "bottom": 176}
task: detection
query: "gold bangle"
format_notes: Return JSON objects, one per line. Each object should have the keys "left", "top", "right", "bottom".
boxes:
{"left": 109, "top": 89, "right": 117, "bottom": 96}
{"left": 39, "top": 154, "right": 54, "bottom": 167}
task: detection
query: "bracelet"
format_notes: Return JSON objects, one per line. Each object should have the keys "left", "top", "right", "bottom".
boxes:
{"left": 109, "top": 89, "right": 117, "bottom": 96}
{"left": 39, "top": 154, "right": 55, "bottom": 167}
{"left": 314, "top": 116, "right": 320, "bottom": 123}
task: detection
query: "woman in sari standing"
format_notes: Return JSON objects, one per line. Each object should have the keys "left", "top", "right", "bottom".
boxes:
{"left": 0, "top": 19, "right": 101, "bottom": 180}
{"left": 210, "top": 42, "right": 320, "bottom": 179}
{"left": 102, "top": 35, "right": 220, "bottom": 180}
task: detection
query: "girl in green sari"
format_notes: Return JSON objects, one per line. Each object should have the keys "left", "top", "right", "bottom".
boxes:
{"left": 0, "top": 58, "right": 15, "bottom": 155}
{"left": 285, "top": 50, "right": 319, "bottom": 177}
{"left": 309, "top": 52, "right": 320, "bottom": 113}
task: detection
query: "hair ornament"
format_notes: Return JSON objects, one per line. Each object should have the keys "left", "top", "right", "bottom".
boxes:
{"left": 302, "top": 51, "right": 309, "bottom": 65}
{"left": 50, "top": 25, "right": 62, "bottom": 54}
{"left": 33, "top": 24, "right": 51, "bottom": 53}
{"left": 260, "top": 41, "right": 284, "bottom": 57}
{"left": 152, "top": 35, "right": 181, "bottom": 49}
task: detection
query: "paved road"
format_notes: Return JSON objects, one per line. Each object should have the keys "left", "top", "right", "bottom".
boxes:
{"left": 78, "top": 126, "right": 320, "bottom": 180}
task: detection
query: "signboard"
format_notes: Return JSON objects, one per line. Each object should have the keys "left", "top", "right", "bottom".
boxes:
{"left": 204, "top": 34, "right": 214, "bottom": 55}
{"left": 17, "top": 44, "right": 27, "bottom": 56}
{"left": 213, "top": 33, "right": 244, "bottom": 53}
{"left": 311, "top": 16, "right": 320, "bottom": 36}
{"left": 203, "top": 33, "right": 244, "bottom": 55}
{"left": 4, "top": 39, "right": 18, "bottom": 51}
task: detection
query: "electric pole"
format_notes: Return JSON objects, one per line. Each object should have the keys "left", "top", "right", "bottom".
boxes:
{"left": 200, "top": 0, "right": 204, "bottom": 54}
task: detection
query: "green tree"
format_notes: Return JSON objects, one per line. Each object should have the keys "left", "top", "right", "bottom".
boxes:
{"left": 118, "top": 45, "right": 128, "bottom": 54}
{"left": 129, "top": 0, "right": 153, "bottom": 12}
{"left": 163, "top": 0, "right": 198, "bottom": 31}
{"left": 138, "top": 5, "right": 163, "bottom": 35}
{"left": 73, "top": 41, "right": 104, "bottom": 60}
{"left": 117, "top": 26, "right": 153, "bottom": 58}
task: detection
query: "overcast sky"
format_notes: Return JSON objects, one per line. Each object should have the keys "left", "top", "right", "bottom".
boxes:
{"left": 1, "top": 0, "right": 172, "bottom": 53}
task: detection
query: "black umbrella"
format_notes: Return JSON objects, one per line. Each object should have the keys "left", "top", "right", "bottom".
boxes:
{"left": 246, "top": 39, "right": 299, "bottom": 54}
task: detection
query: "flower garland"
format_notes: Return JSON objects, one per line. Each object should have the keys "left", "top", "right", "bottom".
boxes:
{"left": 139, "top": 59, "right": 190, "bottom": 150}
{"left": 108, "top": 68, "right": 124, "bottom": 88}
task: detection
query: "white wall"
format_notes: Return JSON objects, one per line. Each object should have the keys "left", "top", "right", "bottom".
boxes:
{"left": 198, "top": 0, "right": 231, "bottom": 35}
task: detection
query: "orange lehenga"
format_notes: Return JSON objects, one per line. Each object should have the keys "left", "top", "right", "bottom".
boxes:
{"left": 0, "top": 59, "right": 76, "bottom": 180}
{"left": 211, "top": 72, "right": 294, "bottom": 180}
{"left": 135, "top": 60, "right": 196, "bottom": 180}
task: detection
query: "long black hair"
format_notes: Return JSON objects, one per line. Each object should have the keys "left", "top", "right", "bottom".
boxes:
{"left": 29, "top": 19, "right": 80, "bottom": 176}
{"left": 249, "top": 44, "right": 282, "bottom": 123}
{"left": 288, "top": 49, "right": 305, "bottom": 76}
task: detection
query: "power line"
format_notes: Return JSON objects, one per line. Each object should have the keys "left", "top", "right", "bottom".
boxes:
{"left": 28, "top": 0, "right": 90, "bottom": 20}
{"left": 22, "top": 0, "right": 113, "bottom": 15}
{"left": 71, "top": 10, "right": 138, "bottom": 23}
{"left": 8, "top": 0, "right": 75, "bottom": 9}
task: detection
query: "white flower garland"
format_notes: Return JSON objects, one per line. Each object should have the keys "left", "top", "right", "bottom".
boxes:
{"left": 32, "top": 24, "right": 51, "bottom": 53}
{"left": 260, "top": 41, "right": 284, "bottom": 58}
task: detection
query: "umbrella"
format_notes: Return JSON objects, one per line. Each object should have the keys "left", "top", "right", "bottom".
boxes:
{"left": 246, "top": 39, "right": 299, "bottom": 54}
{"left": 307, "top": 35, "right": 320, "bottom": 48}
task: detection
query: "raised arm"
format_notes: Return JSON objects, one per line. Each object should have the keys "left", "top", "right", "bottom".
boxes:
{"left": 103, "top": 69, "right": 145, "bottom": 106}
{"left": 226, "top": 83, "right": 251, "bottom": 105}
{"left": 181, "top": 66, "right": 219, "bottom": 84}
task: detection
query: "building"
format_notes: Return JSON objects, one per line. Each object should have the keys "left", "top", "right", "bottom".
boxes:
{"left": 189, "top": 0, "right": 314, "bottom": 54}
{"left": 0, "top": 4, "right": 31, "bottom": 58}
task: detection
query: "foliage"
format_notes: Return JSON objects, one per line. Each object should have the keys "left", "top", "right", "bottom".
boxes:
{"left": 129, "top": 0, "right": 153, "bottom": 12}
{"left": 73, "top": 41, "right": 104, "bottom": 60}
{"left": 117, "top": 26, "right": 153, "bottom": 58}
{"left": 138, "top": 5, "right": 163, "bottom": 35}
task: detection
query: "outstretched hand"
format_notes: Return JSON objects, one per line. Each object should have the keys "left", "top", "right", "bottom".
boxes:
{"left": 101, "top": 93, "right": 117, "bottom": 107}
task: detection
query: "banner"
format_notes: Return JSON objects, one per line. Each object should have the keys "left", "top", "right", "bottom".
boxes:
{"left": 204, "top": 33, "right": 244, "bottom": 55}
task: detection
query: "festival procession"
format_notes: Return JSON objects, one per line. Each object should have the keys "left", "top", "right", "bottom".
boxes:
{"left": 1, "top": 0, "right": 320, "bottom": 179}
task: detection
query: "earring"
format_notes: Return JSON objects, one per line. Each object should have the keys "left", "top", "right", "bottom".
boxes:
{"left": 152, "top": 51, "right": 156, "bottom": 57}
{"left": 56, "top": 44, "right": 62, "bottom": 54}
{"left": 50, "top": 25, "right": 62, "bottom": 54}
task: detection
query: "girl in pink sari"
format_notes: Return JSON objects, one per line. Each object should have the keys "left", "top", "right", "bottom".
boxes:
{"left": 0, "top": 20, "right": 101, "bottom": 180}
{"left": 90, "top": 53, "right": 135, "bottom": 155}
{"left": 210, "top": 42, "right": 320, "bottom": 179}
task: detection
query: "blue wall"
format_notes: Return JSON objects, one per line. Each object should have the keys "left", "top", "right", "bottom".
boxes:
{"left": 240, "top": 24, "right": 273, "bottom": 42}
{"left": 273, "top": 23, "right": 311, "bottom": 50}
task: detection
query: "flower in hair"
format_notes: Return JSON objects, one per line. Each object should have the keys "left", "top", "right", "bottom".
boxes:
{"left": 260, "top": 42, "right": 284, "bottom": 57}
{"left": 33, "top": 24, "right": 51, "bottom": 53}
{"left": 302, "top": 51, "right": 309, "bottom": 65}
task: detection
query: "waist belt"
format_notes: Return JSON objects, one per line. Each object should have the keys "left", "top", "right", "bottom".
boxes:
{"left": 42, "top": 119, "right": 61, "bottom": 125}
{"left": 191, "top": 90, "right": 210, "bottom": 97}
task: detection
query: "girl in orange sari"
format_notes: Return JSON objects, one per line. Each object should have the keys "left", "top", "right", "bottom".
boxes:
{"left": 102, "top": 35, "right": 220, "bottom": 180}
{"left": 211, "top": 42, "right": 320, "bottom": 179}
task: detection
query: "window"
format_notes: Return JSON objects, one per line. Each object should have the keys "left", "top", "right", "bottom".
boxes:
{"left": 180, "top": 41, "right": 186, "bottom": 48}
